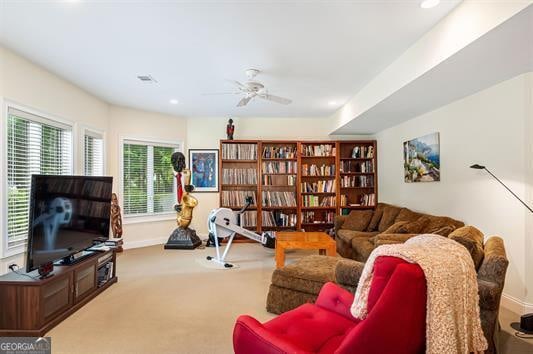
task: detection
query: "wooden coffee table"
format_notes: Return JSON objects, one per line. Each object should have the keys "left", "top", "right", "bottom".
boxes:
{"left": 275, "top": 231, "right": 336, "bottom": 268}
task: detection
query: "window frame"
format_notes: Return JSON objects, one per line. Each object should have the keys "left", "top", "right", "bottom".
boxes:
{"left": 1, "top": 100, "right": 76, "bottom": 258}
{"left": 81, "top": 125, "right": 106, "bottom": 176}
{"left": 119, "top": 136, "right": 182, "bottom": 224}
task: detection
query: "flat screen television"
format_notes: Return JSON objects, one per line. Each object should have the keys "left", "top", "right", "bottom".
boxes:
{"left": 26, "top": 175, "right": 113, "bottom": 272}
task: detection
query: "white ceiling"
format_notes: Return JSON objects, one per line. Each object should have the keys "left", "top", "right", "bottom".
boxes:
{"left": 332, "top": 4, "right": 533, "bottom": 134}
{"left": 0, "top": 0, "right": 460, "bottom": 118}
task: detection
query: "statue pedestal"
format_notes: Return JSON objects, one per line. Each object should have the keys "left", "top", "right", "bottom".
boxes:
{"left": 164, "top": 227, "right": 202, "bottom": 250}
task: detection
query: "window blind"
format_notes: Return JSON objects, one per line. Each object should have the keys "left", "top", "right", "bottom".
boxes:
{"left": 122, "top": 141, "right": 177, "bottom": 216}
{"left": 6, "top": 107, "right": 72, "bottom": 248}
{"left": 84, "top": 132, "right": 104, "bottom": 176}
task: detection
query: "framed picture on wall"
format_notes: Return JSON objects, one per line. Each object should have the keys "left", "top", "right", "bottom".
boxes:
{"left": 403, "top": 132, "right": 440, "bottom": 183}
{"left": 188, "top": 149, "right": 219, "bottom": 192}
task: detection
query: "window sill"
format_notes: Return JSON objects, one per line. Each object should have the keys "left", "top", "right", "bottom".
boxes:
{"left": 2, "top": 244, "right": 26, "bottom": 259}
{"left": 123, "top": 213, "right": 176, "bottom": 225}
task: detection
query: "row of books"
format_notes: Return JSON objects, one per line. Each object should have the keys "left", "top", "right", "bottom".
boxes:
{"left": 351, "top": 146, "right": 374, "bottom": 159}
{"left": 262, "top": 161, "right": 297, "bottom": 174}
{"left": 240, "top": 211, "right": 257, "bottom": 227}
{"left": 301, "top": 144, "right": 336, "bottom": 157}
{"left": 340, "top": 175, "right": 374, "bottom": 188}
{"left": 302, "top": 164, "right": 335, "bottom": 176}
{"left": 262, "top": 146, "right": 297, "bottom": 159}
{"left": 340, "top": 193, "right": 376, "bottom": 207}
{"left": 302, "top": 211, "right": 335, "bottom": 224}
{"left": 222, "top": 143, "right": 257, "bottom": 160}
{"left": 302, "top": 195, "right": 336, "bottom": 207}
{"left": 301, "top": 180, "right": 336, "bottom": 193}
{"left": 340, "top": 160, "right": 374, "bottom": 173}
{"left": 221, "top": 190, "right": 257, "bottom": 207}
{"left": 262, "top": 191, "right": 297, "bottom": 207}
{"left": 262, "top": 211, "right": 297, "bottom": 227}
{"left": 263, "top": 175, "right": 296, "bottom": 186}
{"left": 222, "top": 168, "right": 258, "bottom": 185}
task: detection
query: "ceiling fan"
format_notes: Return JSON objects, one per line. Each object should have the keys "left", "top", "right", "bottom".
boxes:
{"left": 205, "top": 69, "right": 292, "bottom": 107}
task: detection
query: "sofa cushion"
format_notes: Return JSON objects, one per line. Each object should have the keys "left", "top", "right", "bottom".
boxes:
{"left": 395, "top": 208, "right": 423, "bottom": 223}
{"left": 432, "top": 225, "right": 456, "bottom": 237}
{"left": 383, "top": 216, "right": 430, "bottom": 234}
{"left": 351, "top": 237, "right": 375, "bottom": 262}
{"left": 382, "top": 221, "right": 409, "bottom": 234}
{"left": 374, "top": 233, "right": 419, "bottom": 246}
{"left": 377, "top": 205, "right": 402, "bottom": 232}
{"left": 337, "top": 230, "right": 378, "bottom": 243}
{"left": 448, "top": 226, "right": 485, "bottom": 269}
{"left": 342, "top": 210, "right": 374, "bottom": 231}
{"left": 366, "top": 203, "right": 387, "bottom": 231}
{"left": 423, "top": 215, "right": 465, "bottom": 234}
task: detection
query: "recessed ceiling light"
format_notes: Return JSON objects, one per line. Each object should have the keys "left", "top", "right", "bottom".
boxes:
{"left": 169, "top": 99, "right": 179, "bottom": 105}
{"left": 420, "top": 0, "right": 440, "bottom": 9}
{"left": 328, "top": 101, "right": 337, "bottom": 106}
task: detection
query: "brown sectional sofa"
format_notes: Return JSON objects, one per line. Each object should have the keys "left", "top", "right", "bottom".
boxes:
{"left": 267, "top": 205, "right": 509, "bottom": 353}
{"left": 335, "top": 203, "right": 465, "bottom": 262}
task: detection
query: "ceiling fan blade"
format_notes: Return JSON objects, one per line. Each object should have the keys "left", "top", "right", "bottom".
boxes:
{"left": 227, "top": 80, "right": 248, "bottom": 92}
{"left": 258, "top": 94, "right": 292, "bottom": 105}
{"left": 237, "top": 96, "right": 253, "bottom": 107}
{"left": 202, "top": 92, "right": 240, "bottom": 96}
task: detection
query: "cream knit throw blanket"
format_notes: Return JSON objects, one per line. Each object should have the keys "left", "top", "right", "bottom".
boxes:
{"left": 351, "top": 234, "right": 488, "bottom": 354}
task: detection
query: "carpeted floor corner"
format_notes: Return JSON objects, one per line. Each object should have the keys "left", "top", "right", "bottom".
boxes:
{"left": 46, "top": 244, "right": 533, "bottom": 354}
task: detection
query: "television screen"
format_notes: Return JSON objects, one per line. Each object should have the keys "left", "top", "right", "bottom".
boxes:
{"left": 26, "top": 175, "right": 113, "bottom": 272}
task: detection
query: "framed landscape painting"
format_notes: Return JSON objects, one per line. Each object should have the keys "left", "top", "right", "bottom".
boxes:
{"left": 189, "top": 149, "right": 219, "bottom": 192}
{"left": 403, "top": 132, "right": 440, "bottom": 183}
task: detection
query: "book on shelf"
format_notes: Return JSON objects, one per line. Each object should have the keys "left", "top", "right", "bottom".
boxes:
{"left": 340, "top": 160, "right": 374, "bottom": 173}
{"left": 262, "top": 161, "right": 297, "bottom": 174}
{"left": 301, "top": 164, "right": 335, "bottom": 176}
{"left": 351, "top": 145, "right": 374, "bottom": 159}
{"left": 262, "top": 146, "right": 297, "bottom": 159}
{"left": 341, "top": 175, "right": 374, "bottom": 188}
{"left": 262, "top": 191, "right": 297, "bottom": 207}
{"left": 240, "top": 211, "right": 257, "bottom": 227}
{"left": 301, "top": 144, "right": 336, "bottom": 157}
{"left": 340, "top": 193, "right": 376, "bottom": 207}
{"left": 301, "top": 180, "right": 336, "bottom": 193}
{"left": 262, "top": 210, "right": 297, "bottom": 227}
{"left": 222, "top": 143, "right": 257, "bottom": 160}
{"left": 302, "top": 195, "right": 336, "bottom": 207}
{"left": 221, "top": 190, "right": 257, "bottom": 207}
{"left": 302, "top": 211, "right": 335, "bottom": 224}
{"left": 222, "top": 168, "right": 257, "bottom": 185}
{"left": 263, "top": 175, "right": 296, "bottom": 186}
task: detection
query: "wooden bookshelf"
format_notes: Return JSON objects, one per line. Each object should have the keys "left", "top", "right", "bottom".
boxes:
{"left": 219, "top": 139, "right": 377, "bottom": 236}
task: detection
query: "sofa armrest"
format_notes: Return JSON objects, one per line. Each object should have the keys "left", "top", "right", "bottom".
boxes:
{"left": 334, "top": 215, "right": 347, "bottom": 234}
{"left": 315, "top": 282, "right": 356, "bottom": 321}
{"left": 477, "top": 279, "right": 502, "bottom": 311}
{"left": 233, "top": 315, "right": 308, "bottom": 354}
{"left": 335, "top": 259, "right": 365, "bottom": 287}
{"left": 374, "top": 233, "right": 418, "bottom": 246}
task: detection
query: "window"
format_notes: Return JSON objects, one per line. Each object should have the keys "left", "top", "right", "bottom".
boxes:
{"left": 84, "top": 130, "right": 104, "bottom": 176}
{"left": 6, "top": 107, "right": 72, "bottom": 249}
{"left": 122, "top": 140, "right": 178, "bottom": 217}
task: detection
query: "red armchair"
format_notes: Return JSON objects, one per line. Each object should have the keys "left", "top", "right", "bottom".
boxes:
{"left": 233, "top": 256, "right": 427, "bottom": 354}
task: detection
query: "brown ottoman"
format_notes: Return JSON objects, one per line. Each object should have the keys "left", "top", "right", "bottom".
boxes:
{"left": 266, "top": 255, "right": 363, "bottom": 314}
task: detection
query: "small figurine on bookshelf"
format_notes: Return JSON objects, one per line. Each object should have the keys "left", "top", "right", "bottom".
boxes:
{"left": 226, "top": 118, "right": 235, "bottom": 140}
{"left": 164, "top": 152, "right": 202, "bottom": 250}
{"left": 110, "top": 193, "right": 123, "bottom": 252}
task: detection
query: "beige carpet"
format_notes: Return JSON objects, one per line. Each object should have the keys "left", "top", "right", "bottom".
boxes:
{"left": 46, "top": 244, "right": 533, "bottom": 354}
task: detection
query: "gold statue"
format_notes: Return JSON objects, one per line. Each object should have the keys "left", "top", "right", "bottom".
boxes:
{"left": 164, "top": 152, "right": 202, "bottom": 249}
{"left": 176, "top": 168, "right": 198, "bottom": 228}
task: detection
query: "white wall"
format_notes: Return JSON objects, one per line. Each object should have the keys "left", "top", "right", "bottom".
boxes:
{"left": 0, "top": 46, "right": 109, "bottom": 273}
{"left": 376, "top": 73, "right": 532, "bottom": 311}
{"left": 107, "top": 106, "right": 188, "bottom": 248}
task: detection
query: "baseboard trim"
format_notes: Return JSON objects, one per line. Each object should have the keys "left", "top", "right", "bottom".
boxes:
{"left": 501, "top": 293, "right": 533, "bottom": 314}
{"left": 123, "top": 237, "right": 168, "bottom": 250}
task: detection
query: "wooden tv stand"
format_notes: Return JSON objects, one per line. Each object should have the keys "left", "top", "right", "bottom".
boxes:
{"left": 0, "top": 249, "right": 117, "bottom": 336}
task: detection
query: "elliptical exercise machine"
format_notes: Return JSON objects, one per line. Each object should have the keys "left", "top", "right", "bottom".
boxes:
{"left": 206, "top": 197, "right": 272, "bottom": 268}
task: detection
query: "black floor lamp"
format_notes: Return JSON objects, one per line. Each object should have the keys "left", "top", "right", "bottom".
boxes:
{"left": 470, "top": 164, "right": 533, "bottom": 335}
